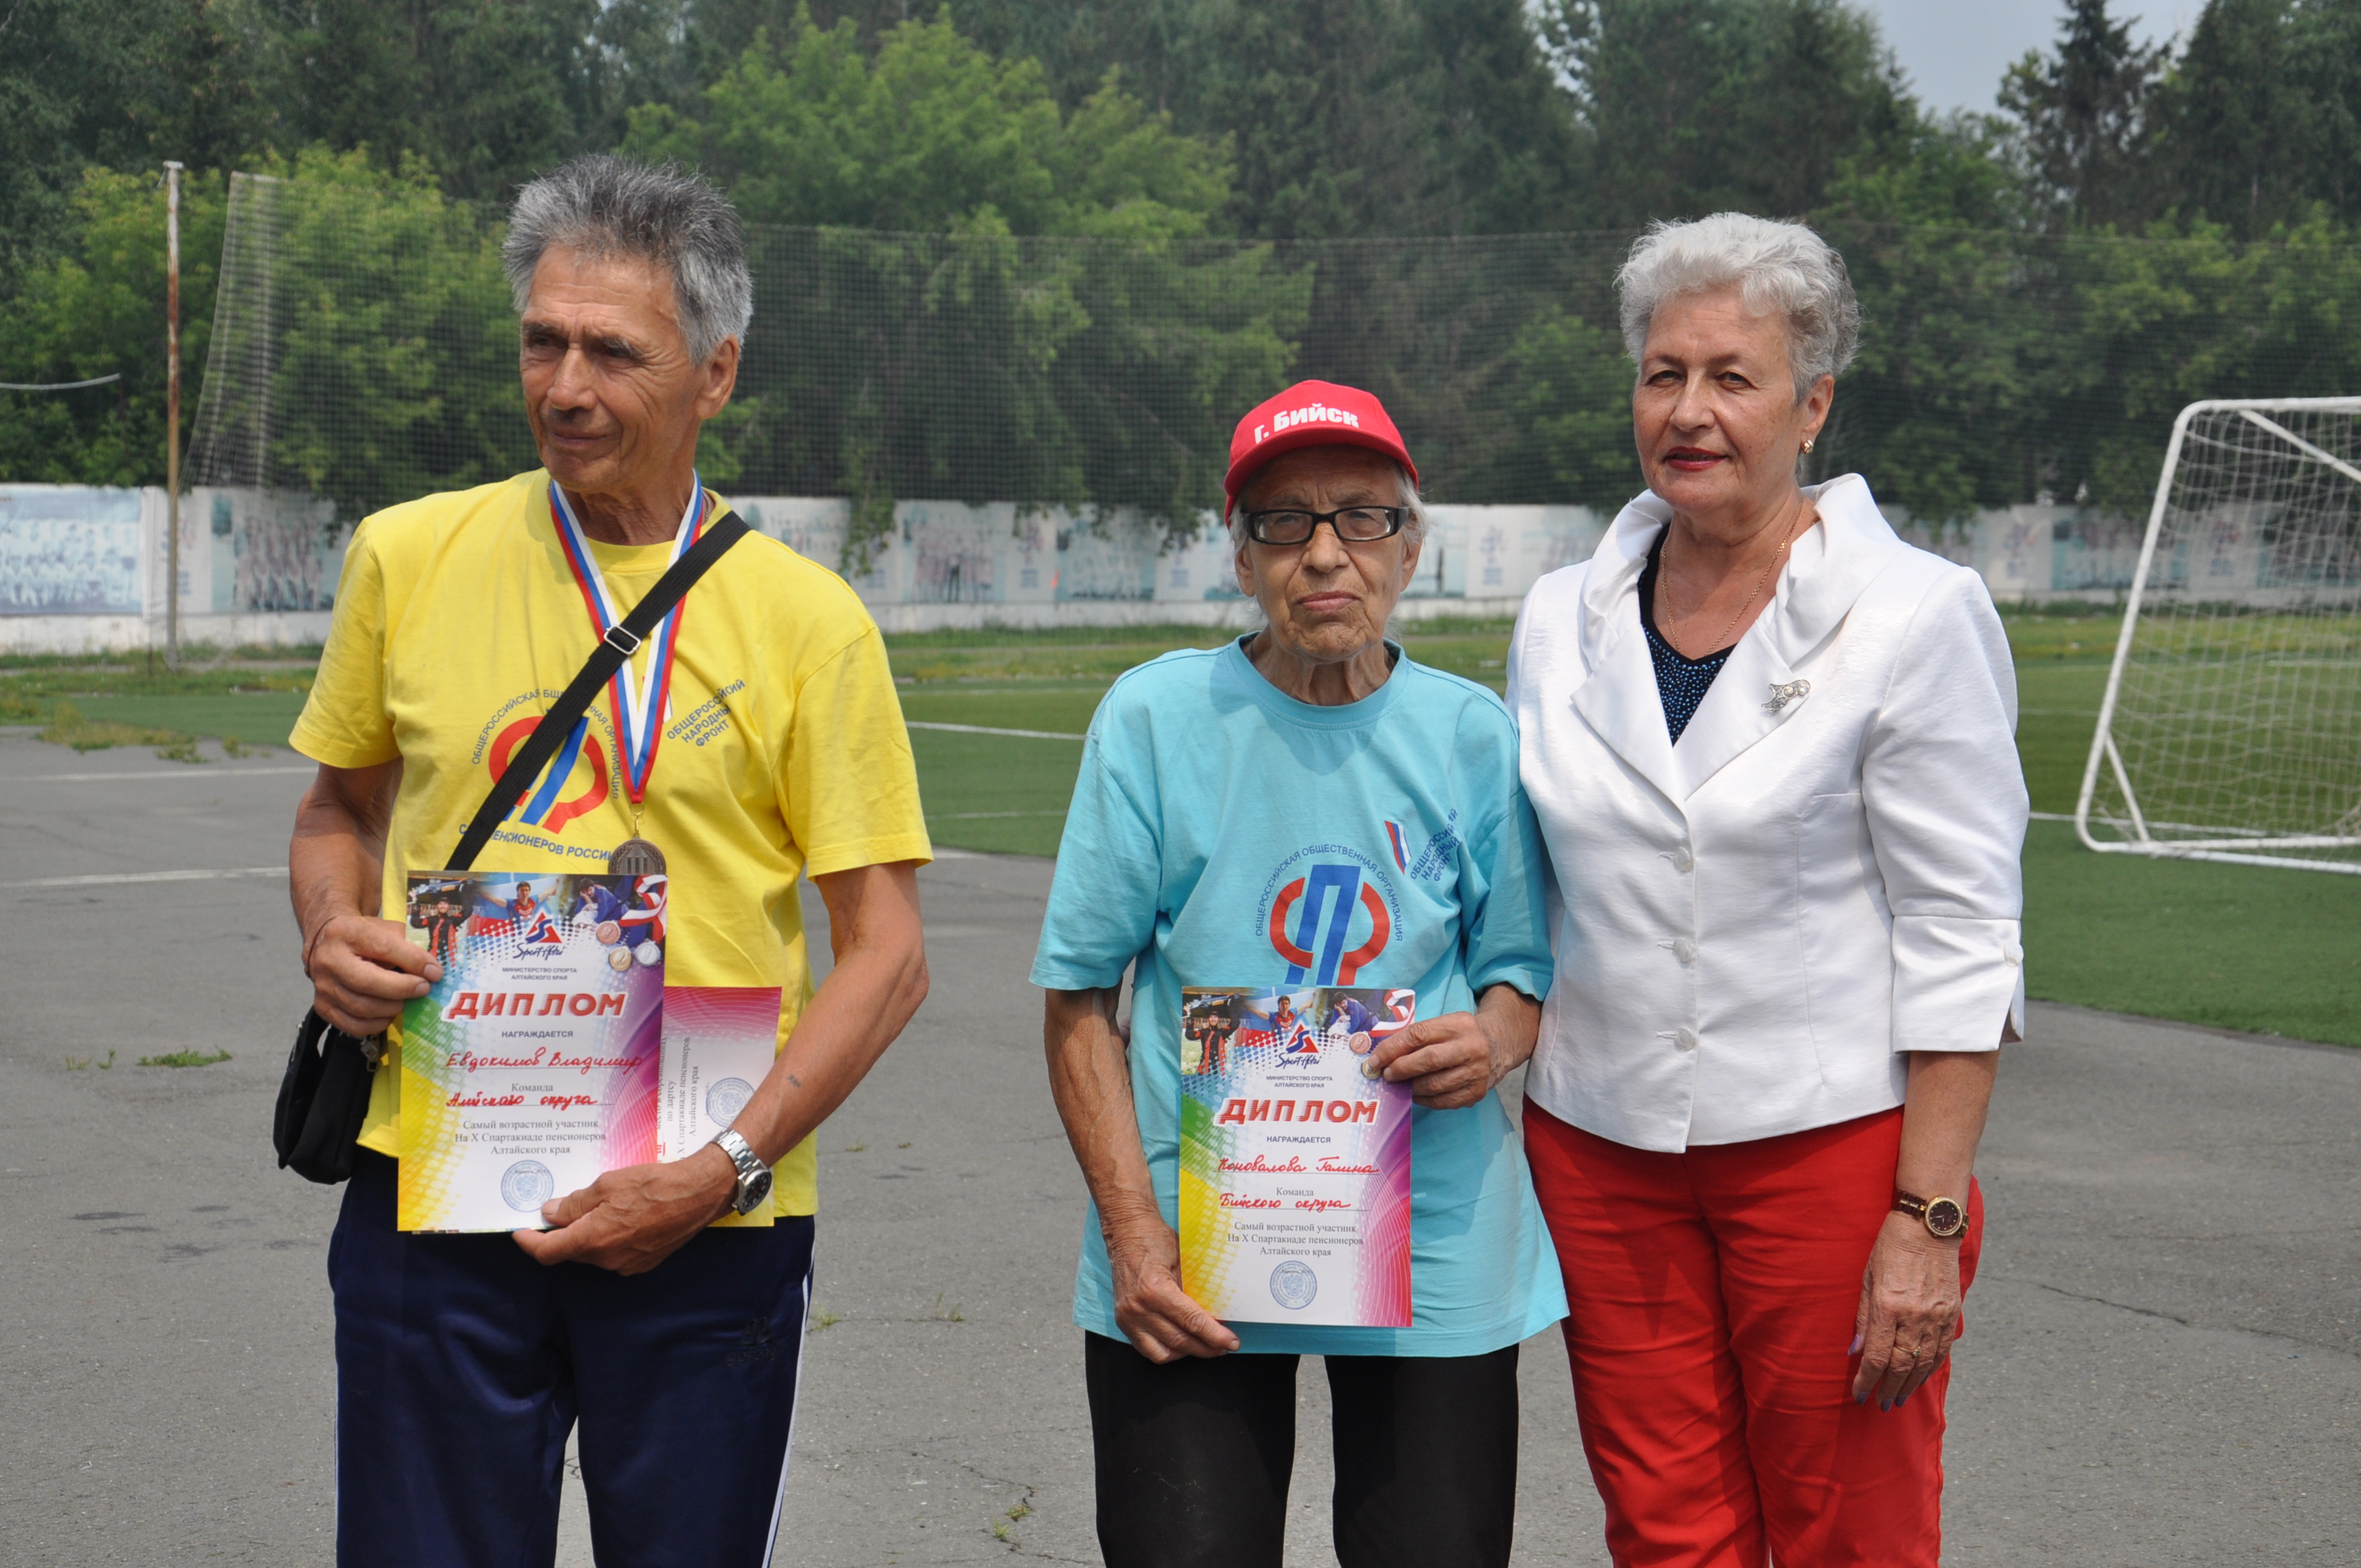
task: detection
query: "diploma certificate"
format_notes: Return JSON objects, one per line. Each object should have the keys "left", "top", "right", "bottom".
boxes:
{"left": 395, "top": 870, "right": 667, "bottom": 1232}
{"left": 1175, "top": 986, "right": 1415, "bottom": 1327}
{"left": 657, "top": 986, "right": 782, "bottom": 1164}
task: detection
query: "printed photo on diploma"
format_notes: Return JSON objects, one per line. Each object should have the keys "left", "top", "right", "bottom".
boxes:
{"left": 394, "top": 869, "right": 672, "bottom": 1232}
{"left": 1176, "top": 986, "right": 1415, "bottom": 1328}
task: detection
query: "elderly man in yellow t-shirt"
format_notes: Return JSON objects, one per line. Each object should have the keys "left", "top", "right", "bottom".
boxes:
{"left": 286, "top": 155, "right": 932, "bottom": 1568}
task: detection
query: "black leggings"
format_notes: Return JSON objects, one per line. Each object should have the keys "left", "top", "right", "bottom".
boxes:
{"left": 1083, "top": 1331, "right": 1520, "bottom": 1568}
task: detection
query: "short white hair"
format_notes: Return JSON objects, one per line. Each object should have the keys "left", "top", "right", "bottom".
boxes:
{"left": 1616, "top": 213, "right": 1860, "bottom": 398}
{"left": 504, "top": 155, "right": 752, "bottom": 363}
{"left": 1227, "top": 458, "right": 1426, "bottom": 549}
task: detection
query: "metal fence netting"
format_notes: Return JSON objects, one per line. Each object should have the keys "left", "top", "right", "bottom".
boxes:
{"left": 190, "top": 171, "right": 2361, "bottom": 575}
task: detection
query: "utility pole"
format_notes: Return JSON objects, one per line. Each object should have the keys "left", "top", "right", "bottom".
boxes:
{"left": 164, "top": 161, "right": 184, "bottom": 670}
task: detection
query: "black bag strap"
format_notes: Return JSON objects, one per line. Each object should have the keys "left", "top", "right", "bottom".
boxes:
{"left": 448, "top": 505, "right": 750, "bottom": 872}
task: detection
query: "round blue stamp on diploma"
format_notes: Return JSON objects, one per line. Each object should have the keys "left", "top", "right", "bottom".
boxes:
{"left": 706, "top": 1076, "right": 755, "bottom": 1128}
{"left": 1269, "top": 1260, "right": 1318, "bottom": 1310}
{"left": 501, "top": 1161, "right": 554, "bottom": 1213}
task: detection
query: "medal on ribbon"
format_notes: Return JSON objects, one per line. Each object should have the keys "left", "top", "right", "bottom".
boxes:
{"left": 548, "top": 476, "right": 708, "bottom": 804}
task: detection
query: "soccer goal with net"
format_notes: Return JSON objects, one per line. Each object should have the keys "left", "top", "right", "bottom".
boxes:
{"left": 2075, "top": 398, "right": 2361, "bottom": 873}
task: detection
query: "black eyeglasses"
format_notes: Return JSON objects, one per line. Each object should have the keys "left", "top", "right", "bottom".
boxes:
{"left": 1240, "top": 505, "right": 1410, "bottom": 545}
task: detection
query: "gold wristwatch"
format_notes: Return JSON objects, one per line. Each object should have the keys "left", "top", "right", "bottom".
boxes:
{"left": 1892, "top": 1189, "right": 1967, "bottom": 1239}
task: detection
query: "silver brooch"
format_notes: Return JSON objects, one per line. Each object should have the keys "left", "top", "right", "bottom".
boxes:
{"left": 1763, "top": 679, "right": 1810, "bottom": 713}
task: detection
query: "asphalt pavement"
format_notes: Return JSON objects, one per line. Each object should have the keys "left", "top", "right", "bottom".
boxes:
{"left": 1, "top": 725, "right": 2355, "bottom": 1566}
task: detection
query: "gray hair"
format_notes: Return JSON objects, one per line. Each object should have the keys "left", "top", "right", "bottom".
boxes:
{"left": 1616, "top": 213, "right": 1860, "bottom": 398}
{"left": 502, "top": 155, "right": 752, "bottom": 363}
{"left": 1227, "top": 460, "right": 1427, "bottom": 549}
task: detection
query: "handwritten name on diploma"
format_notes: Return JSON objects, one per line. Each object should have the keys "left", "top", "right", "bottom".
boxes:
{"left": 1217, "top": 1155, "right": 1382, "bottom": 1175}
{"left": 440, "top": 1045, "right": 650, "bottom": 1075}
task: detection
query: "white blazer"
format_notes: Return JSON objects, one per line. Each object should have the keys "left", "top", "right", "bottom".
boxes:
{"left": 1507, "top": 474, "right": 2028, "bottom": 1153}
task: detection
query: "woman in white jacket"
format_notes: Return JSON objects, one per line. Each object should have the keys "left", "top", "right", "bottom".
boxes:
{"left": 1507, "top": 214, "right": 2027, "bottom": 1567}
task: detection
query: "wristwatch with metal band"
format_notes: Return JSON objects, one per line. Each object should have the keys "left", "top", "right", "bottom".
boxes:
{"left": 715, "top": 1128, "right": 774, "bottom": 1216}
{"left": 1893, "top": 1189, "right": 1967, "bottom": 1239}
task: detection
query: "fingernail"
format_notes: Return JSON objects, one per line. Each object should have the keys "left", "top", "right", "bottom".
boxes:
{"left": 1879, "top": 1399, "right": 1891, "bottom": 1412}
{"left": 1848, "top": 1333, "right": 1863, "bottom": 1354}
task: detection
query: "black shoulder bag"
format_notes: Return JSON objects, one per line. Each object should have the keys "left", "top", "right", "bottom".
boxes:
{"left": 272, "top": 507, "right": 751, "bottom": 1184}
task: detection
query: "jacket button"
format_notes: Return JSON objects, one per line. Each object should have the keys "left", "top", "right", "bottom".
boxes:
{"left": 1673, "top": 1027, "right": 1699, "bottom": 1051}
{"left": 1670, "top": 847, "right": 1694, "bottom": 874}
{"left": 1671, "top": 938, "right": 1698, "bottom": 965}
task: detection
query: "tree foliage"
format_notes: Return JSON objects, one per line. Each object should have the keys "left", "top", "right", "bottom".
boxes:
{"left": 1999, "top": 0, "right": 2169, "bottom": 229}
{"left": 1539, "top": 0, "right": 1915, "bottom": 225}
{"left": 9, "top": 0, "right": 2361, "bottom": 545}
{"left": 626, "top": 10, "right": 1299, "bottom": 564}
{"left": 189, "top": 149, "right": 529, "bottom": 515}
{"left": 823, "top": 0, "right": 1588, "bottom": 236}
{"left": 624, "top": 9, "right": 1230, "bottom": 237}
{"left": 0, "top": 167, "right": 225, "bottom": 485}
{"left": 2147, "top": 0, "right": 2361, "bottom": 238}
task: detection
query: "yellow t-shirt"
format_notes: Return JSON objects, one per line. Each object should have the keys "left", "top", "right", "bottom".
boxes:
{"left": 289, "top": 470, "right": 932, "bottom": 1214}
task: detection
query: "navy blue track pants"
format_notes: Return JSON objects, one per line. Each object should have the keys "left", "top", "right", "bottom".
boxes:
{"left": 330, "top": 1150, "right": 813, "bottom": 1568}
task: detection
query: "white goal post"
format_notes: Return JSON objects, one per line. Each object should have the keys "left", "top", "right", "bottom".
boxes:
{"left": 2075, "top": 397, "right": 2361, "bottom": 874}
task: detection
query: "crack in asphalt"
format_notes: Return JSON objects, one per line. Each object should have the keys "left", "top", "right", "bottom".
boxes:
{"left": 956, "top": 1466, "right": 1091, "bottom": 1564}
{"left": 2005, "top": 1274, "right": 2361, "bottom": 1360}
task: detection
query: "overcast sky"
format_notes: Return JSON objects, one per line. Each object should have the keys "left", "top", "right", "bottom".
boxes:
{"left": 1855, "top": 1, "right": 2198, "bottom": 115}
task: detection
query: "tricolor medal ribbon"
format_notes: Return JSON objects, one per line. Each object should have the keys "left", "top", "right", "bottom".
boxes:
{"left": 548, "top": 475, "right": 708, "bottom": 804}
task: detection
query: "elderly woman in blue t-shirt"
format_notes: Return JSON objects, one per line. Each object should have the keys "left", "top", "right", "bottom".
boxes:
{"left": 1031, "top": 381, "right": 1564, "bottom": 1568}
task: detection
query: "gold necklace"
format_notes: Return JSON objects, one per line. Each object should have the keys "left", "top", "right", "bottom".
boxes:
{"left": 1663, "top": 504, "right": 1810, "bottom": 657}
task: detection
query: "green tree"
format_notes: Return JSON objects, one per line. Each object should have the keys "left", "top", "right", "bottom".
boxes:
{"left": 1164, "top": 0, "right": 1520, "bottom": 238}
{"left": 191, "top": 148, "right": 529, "bottom": 518}
{"left": 2070, "top": 214, "right": 2361, "bottom": 504}
{"left": 120, "top": 0, "right": 273, "bottom": 179}
{"left": 2285, "top": 0, "right": 2361, "bottom": 219}
{"left": 627, "top": 10, "right": 1303, "bottom": 565}
{"left": 1812, "top": 118, "right": 2045, "bottom": 520}
{"left": 0, "top": 166, "right": 225, "bottom": 486}
{"left": 833, "top": 0, "right": 1586, "bottom": 237}
{"left": 1998, "top": 0, "right": 2169, "bottom": 230}
{"left": 0, "top": 0, "right": 181, "bottom": 272}
{"left": 1539, "top": 0, "right": 1915, "bottom": 225}
{"left": 1495, "top": 305, "right": 1641, "bottom": 508}
{"left": 624, "top": 8, "right": 1228, "bottom": 236}
{"left": 2143, "top": 0, "right": 2361, "bottom": 238}
{"left": 1405, "top": 0, "right": 1589, "bottom": 235}
{"left": 242, "top": 0, "right": 620, "bottom": 203}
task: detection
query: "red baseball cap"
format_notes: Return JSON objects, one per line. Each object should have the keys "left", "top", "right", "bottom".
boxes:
{"left": 1223, "top": 380, "right": 1417, "bottom": 520}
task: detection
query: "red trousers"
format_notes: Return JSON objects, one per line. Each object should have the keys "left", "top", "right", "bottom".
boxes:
{"left": 1523, "top": 1103, "right": 1981, "bottom": 1568}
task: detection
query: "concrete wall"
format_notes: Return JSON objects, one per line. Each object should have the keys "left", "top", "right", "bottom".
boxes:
{"left": 731, "top": 496, "right": 1603, "bottom": 633}
{"left": 0, "top": 482, "right": 2202, "bottom": 655}
{"left": 0, "top": 484, "right": 341, "bottom": 655}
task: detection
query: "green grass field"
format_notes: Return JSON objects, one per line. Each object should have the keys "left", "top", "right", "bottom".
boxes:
{"left": 905, "top": 615, "right": 2360, "bottom": 1048}
{"left": 7, "top": 615, "right": 2356, "bottom": 1046}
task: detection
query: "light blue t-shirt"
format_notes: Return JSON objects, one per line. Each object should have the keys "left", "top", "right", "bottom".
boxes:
{"left": 1030, "top": 636, "right": 1568, "bottom": 1357}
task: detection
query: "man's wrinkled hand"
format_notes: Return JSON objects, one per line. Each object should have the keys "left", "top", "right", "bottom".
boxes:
{"left": 512, "top": 1145, "right": 737, "bottom": 1276}
{"left": 306, "top": 912, "right": 439, "bottom": 1036}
